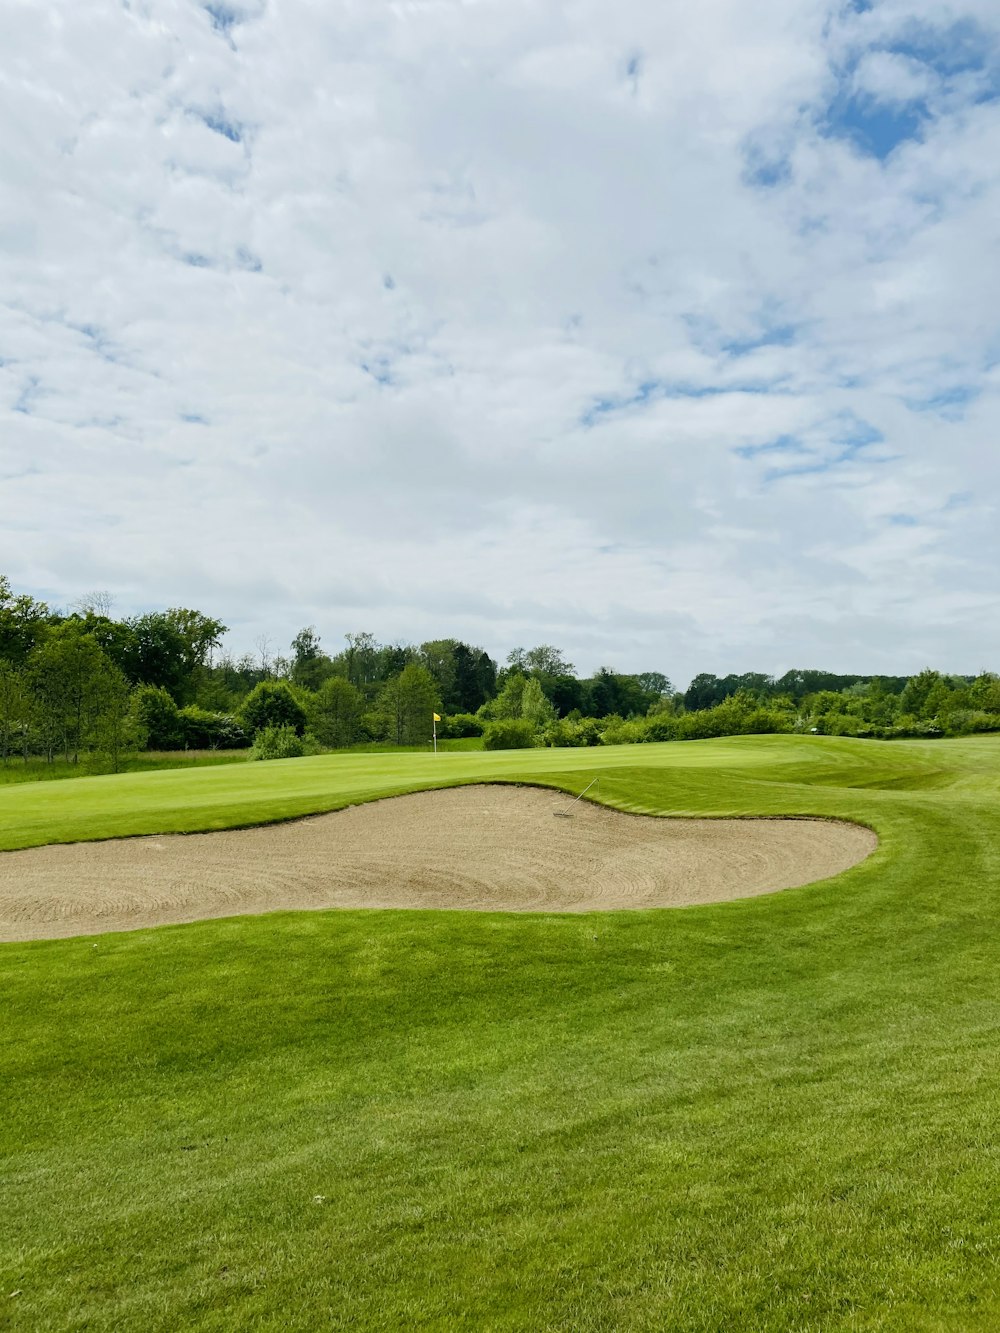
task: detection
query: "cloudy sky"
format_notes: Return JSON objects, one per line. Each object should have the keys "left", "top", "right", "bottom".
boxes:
{"left": 2, "top": 0, "right": 999, "bottom": 685}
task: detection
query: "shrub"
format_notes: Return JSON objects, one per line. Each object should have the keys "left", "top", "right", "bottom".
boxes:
{"left": 543, "top": 719, "right": 585, "bottom": 747}
{"left": 943, "top": 710, "right": 1000, "bottom": 737}
{"left": 600, "top": 716, "right": 647, "bottom": 746}
{"left": 249, "top": 724, "right": 305, "bottom": 760}
{"left": 178, "top": 705, "right": 224, "bottom": 748}
{"left": 134, "top": 685, "right": 182, "bottom": 749}
{"left": 239, "top": 681, "right": 307, "bottom": 738}
{"left": 645, "top": 714, "right": 678, "bottom": 742}
{"left": 543, "top": 717, "right": 604, "bottom": 748}
{"left": 214, "top": 714, "right": 248, "bottom": 749}
{"left": 437, "top": 712, "right": 484, "bottom": 739}
{"left": 482, "top": 718, "right": 537, "bottom": 750}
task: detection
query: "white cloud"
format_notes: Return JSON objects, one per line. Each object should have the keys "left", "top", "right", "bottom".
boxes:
{"left": 1, "top": 0, "right": 998, "bottom": 685}
{"left": 851, "top": 49, "right": 939, "bottom": 104}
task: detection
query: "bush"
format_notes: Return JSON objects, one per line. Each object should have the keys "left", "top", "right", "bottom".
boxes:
{"left": 543, "top": 718, "right": 595, "bottom": 747}
{"left": 249, "top": 724, "right": 305, "bottom": 760}
{"left": 600, "top": 716, "right": 647, "bottom": 746}
{"left": 437, "top": 712, "right": 484, "bottom": 739}
{"left": 134, "top": 685, "right": 182, "bottom": 749}
{"left": 214, "top": 714, "right": 248, "bottom": 749}
{"left": 178, "top": 705, "right": 223, "bottom": 748}
{"left": 482, "top": 718, "right": 538, "bottom": 750}
{"left": 239, "top": 681, "right": 307, "bottom": 738}
{"left": 645, "top": 714, "right": 678, "bottom": 742}
{"left": 942, "top": 710, "right": 1000, "bottom": 737}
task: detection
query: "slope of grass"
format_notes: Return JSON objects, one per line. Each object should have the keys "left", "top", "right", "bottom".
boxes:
{"left": 3, "top": 735, "right": 1000, "bottom": 1330}
{"left": 0, "top": 733, "right": 961, "bottom": 852}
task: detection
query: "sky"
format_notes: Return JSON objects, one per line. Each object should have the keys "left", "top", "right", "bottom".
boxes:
{"left": 2, "top": 0, "right": 999, "bottom": 687}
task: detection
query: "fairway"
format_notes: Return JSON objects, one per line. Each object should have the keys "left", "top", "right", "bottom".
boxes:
{"left": 3, "top": 735, "right": 1000, "bottom": 1330}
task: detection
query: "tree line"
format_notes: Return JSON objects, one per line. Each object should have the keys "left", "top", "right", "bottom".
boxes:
{"left": 2, "top": 574, "right": 998, "bottom": 767}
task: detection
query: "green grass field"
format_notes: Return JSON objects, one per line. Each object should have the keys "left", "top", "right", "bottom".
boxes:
{"left": 3, "top": 735, "right": 1000, "bottom": 1330}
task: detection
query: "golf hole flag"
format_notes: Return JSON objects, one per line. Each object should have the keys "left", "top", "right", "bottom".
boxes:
{"left": 433, "top": 712, "right": 441, "bottom": 753}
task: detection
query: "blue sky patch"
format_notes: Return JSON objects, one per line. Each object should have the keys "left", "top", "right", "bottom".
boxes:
{"left": 580, "top": 377, "right": 780, "bottom": 427}
{"left": 720, "top": 322, "right": 798, "bottom": 358}
{"left": 13, "top": 376, "right": 40, "bottom": 414}
{"left": 742, "top": 141, "right": 792, "bottom": 189}
{"left": 197, "top": 109, "right": 244, "bottom": 143}
{"left": 822, "top": 92, "right": 927, "bottom": 160}
{"left": 905, "top": 384, "right": 980, "bottom": 420}
{"left": 683, "top": 309, "right": 800, "bottom": 360}
{"left": 736, "top": 416, "right": 885, "bottom": 482}
{"left": 204, "top": 3, "right": 240, "bottom": 35}
{"left": 734, "top": 435, "right": 800, "bottom": 461}
{"left": 71, "top": 322, "right": 120, "bottom": 363}
{"left": 890, "top": 20, "right": 997, "bottom": 81}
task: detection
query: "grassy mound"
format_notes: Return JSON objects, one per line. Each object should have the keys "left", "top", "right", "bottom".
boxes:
{"left": 3, "top": 735, "right": 1000, "bottom": 1330}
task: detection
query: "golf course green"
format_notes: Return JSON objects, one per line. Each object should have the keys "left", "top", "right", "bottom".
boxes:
{"left": 2, "top": 734, "right": 1000, "bottom": 1330}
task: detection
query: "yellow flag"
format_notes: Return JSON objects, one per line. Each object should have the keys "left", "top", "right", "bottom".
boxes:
{"left": 433, "top": 712, "right": 441, "bottom": 722}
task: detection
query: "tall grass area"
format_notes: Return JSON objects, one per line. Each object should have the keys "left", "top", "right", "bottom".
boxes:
{"left": 0, "top": 749, "right": 249, "bottom": 785}
{"left": 3, "top": 735, "right": 1000, "bottom": 1330}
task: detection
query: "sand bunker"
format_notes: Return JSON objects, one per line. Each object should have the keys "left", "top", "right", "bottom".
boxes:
{"left": 0, "top": 785, "right": 877, "bottom": 942}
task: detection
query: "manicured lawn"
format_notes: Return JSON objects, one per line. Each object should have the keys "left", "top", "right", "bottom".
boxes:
{"left": 3, "top": 735, "right": 1000, "bottom": 1330}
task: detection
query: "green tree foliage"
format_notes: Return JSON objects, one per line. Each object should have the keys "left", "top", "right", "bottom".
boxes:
{"left": 238, "top": 681, "right": 307, "bottom": 738}
{"left": 133, "top": 685, "right": 183, "bottom": 749}
{"left": 0, "top": 662, "right": 31, "bottom": 762}
{"left": 970, "top": 673, "right": 1000, "bottom": 713}
{"left": 89, "top": 664, "right": 145, "bottom": 772}
{"left": 177, "top": 706, "right": 240, "bottom": 749}
{"left": 28, "top": 623, "right": 115, "bottom": 762}
{"left": 436, "top": 712, "right": 483, "bottom": 739}
{"left": 482, "top": 718, "right": 537, "bottom": 750}
{"left": 166, "top": 608, "right": 228, "bottom": 696}
{"left": 249, "top": 724, "right": 305, "bottom": 761}
{"left": 507, "top": 645, "right": 574, "bottom": 676}
{"left": 583, "top": 668, "right": 662, "bottom": 718}
{"left": 477, "top": 673, "right": 553, "bottom": 741}
{"left": 371, "top": 665, "right": 440, "bottom": 745}
{"left": 543, "top": 716, "right": 602, "bottom": 747}
{"left": 120, "top": 613, "right": 190, "bottom": 701}
{"left": 520, "top": 677, "right": 556, "bottom": 729}
{"left": 290, "top": 627, "right": 335, "bottom": 690}
{"left": 310, "top": 676, "right": 365, "bottom": 748}
{"left": 453, "top": 642, "right": 497, "bottom": 712}
{"left": 420, "top": 640, "right": 459, "bottom": 710}
{"left": 337, "top": 632, "right": 381, "bottom": 690}
{"left": 478, "top": 671, "right": 528, "bottom": 721}
{"left": 899, "top": 669, "right": 944, "bottom": 718}
{"left": 547, "top": 673, "right": 584, "bottom": 716}
{"left": 0, "top": 576, "right": 51, "bottom": 666}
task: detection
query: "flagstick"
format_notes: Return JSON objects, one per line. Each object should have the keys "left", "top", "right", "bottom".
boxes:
{"left": 433, "top": 714, "right": 437, "bottom": 755}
